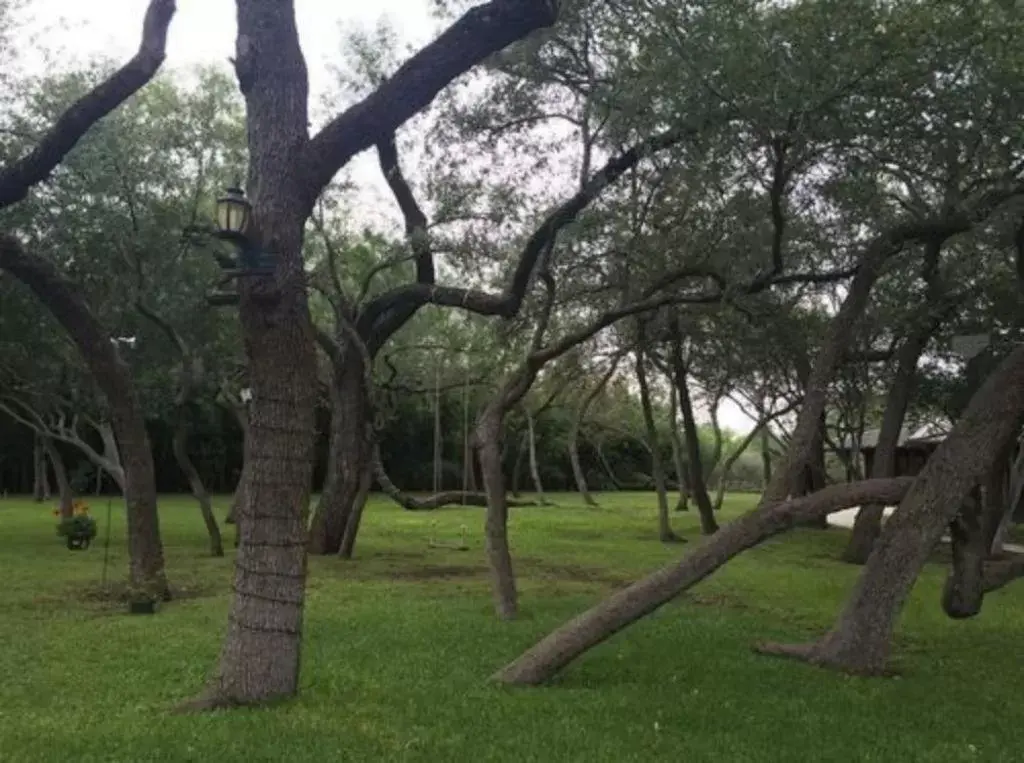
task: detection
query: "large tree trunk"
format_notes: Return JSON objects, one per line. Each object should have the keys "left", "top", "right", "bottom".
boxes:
{"left": 757, "top": 345, "right": 1024, "bottom": 675}
{"left": 0, "top": 236, "right": 168, "bottom": 600}
{"left": 309, "top": 355, "right": 371, "bottom": 555}
{"left": 204, "top": 1, "right": 319, "bottom": 706}
{"left": 493, "top": 477, "right": 915, "bottom": 685}
{"left": 525, "top": 408, "right": 546, "bottom": 505}
{"left": 172, "top": 408, "right": 224, "bottom": 557}
{"left": 634, "top": 347, "right": 680, "bottom": 542}
{"left": 42, "top": 437, "right": 73, "bottom": 518}
{"left": 669, "top": 338, "right": 717, "bottom": 534}
{"left": 476, "top": 407, "right": 518, "bottom": 619}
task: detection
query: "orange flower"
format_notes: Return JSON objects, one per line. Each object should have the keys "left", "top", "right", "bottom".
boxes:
{"left": 51, "top": 509, "right": 60, "bottom": 517}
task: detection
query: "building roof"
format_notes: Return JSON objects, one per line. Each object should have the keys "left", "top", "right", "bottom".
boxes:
{"left": 839, "top": 423, "right": 947, "bottom": 452}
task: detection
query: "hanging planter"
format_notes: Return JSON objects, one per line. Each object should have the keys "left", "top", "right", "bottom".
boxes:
{"left": 56, "top": 514, "right": 97, "bottom": 551}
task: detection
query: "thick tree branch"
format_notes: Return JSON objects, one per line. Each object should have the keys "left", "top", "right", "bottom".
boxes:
{"left": 302, "top": 0, "right": 559, "bottom": 198}
{"left": 0, "top": 0, "right": 176, "bottom": 209}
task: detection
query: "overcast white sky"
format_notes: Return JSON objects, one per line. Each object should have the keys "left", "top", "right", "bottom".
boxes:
{"left": 12, "top": 0, "right": 757, "bottom": 434}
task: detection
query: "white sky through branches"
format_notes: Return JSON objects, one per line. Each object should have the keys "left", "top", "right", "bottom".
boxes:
{"left": 12, "top": 0, "right": 756, "bottom": 434}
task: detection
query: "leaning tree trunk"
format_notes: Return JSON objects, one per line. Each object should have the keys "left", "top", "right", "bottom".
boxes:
{"left": 634, "top": 347, "right": 679, "bottom": 542}
{"left": 670, "top": 341, "right": 717, "bottom": 534}
{"left": 309, "top": 355, "right": 372, "bottom": 555}
{"left": 757, "top": 345, "right": 1024, "bottom": 675}
{"left": 493, "top": 241, "right": 897, "bottom": 685}
{"left": 493, "top": 476, "right": 915, "bottom": 685}
{"left": 762, "top": 244, "right": 891, "bottom": 506}
{"left": 42, "top": 437, "right": 73, "bottom": 518}
{"left": 476, "top": 406, "right": 518, "bottom": 620}
{"left": 0, "top": 236, "right": 168, "bottom": 600}
{"left": 172, "top": 407, "right": 224, "bottom": 557}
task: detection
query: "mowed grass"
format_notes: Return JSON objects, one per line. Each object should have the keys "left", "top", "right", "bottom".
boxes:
{"left": 1, "top": 492, "right": 1023, "bottom": 762}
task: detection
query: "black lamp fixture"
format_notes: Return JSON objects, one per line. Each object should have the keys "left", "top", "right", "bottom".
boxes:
{"left": 207, "top": 184, "right": 277, "bottom": 306}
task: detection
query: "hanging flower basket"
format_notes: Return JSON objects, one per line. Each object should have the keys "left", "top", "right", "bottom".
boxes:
{"left": 56, "top": 514, "right": 97, "bottom": 551}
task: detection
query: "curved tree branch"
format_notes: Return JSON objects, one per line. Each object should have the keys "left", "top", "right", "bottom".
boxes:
{"left": 0, "top": 0, "right": 177, "bottom": 208}
{"left": 302, "top": 0, "right": 559, "bottom": 199}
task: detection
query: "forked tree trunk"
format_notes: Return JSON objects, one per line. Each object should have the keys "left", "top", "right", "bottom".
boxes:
{"left": 42, "top": 437, "right": 73, "bottom": 518}
{"left": 757, "top": 345, "right": 1024, "bottom": 675}
{"left": 634, "top": 348, "right": 679, "bottom": 542}
{"left": 309, "top": 356, "right": 371, "bottom": 555}
{"left": 476, "top": 408, "right": 518, "bottom": 620}
{"left": 525, "top": 409, "right": 546, "bottom": 505}
{"left": 172, "top": 408, "right": 224, "bottom": 557}
{"left": 669, "top": 340, "right": 717, "bottom": 534}
{"left": 0, "top": 236, "right": 168, "bottom": 600}
{"left": 493, "top": 476, "right": 915, "bottom": 684}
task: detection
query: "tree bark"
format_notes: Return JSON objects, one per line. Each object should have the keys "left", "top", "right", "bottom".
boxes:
{"left": 757, "top": 345, "right": 1024, "bottom": 675}
{"left": 42, "top": 437, "right": 73, "bottom": 518}
{"left": 669, "top": 335, "right": 717, "bottom": 534}
{"left": 0, "top": 236, "right": 167, "bottom": 600}
{"left": 634, "top": 346, "right": 680, "bottom": 542}
{"left": 476, "top": 408, "right": 518, "bottom": 619}
{"left": 493, "top": 477, "right": 915, "bottom": 685}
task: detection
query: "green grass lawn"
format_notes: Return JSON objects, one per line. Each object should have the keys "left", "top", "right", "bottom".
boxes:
{"left": 1, "top": 492, "right": 1022, "bottom": 762}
